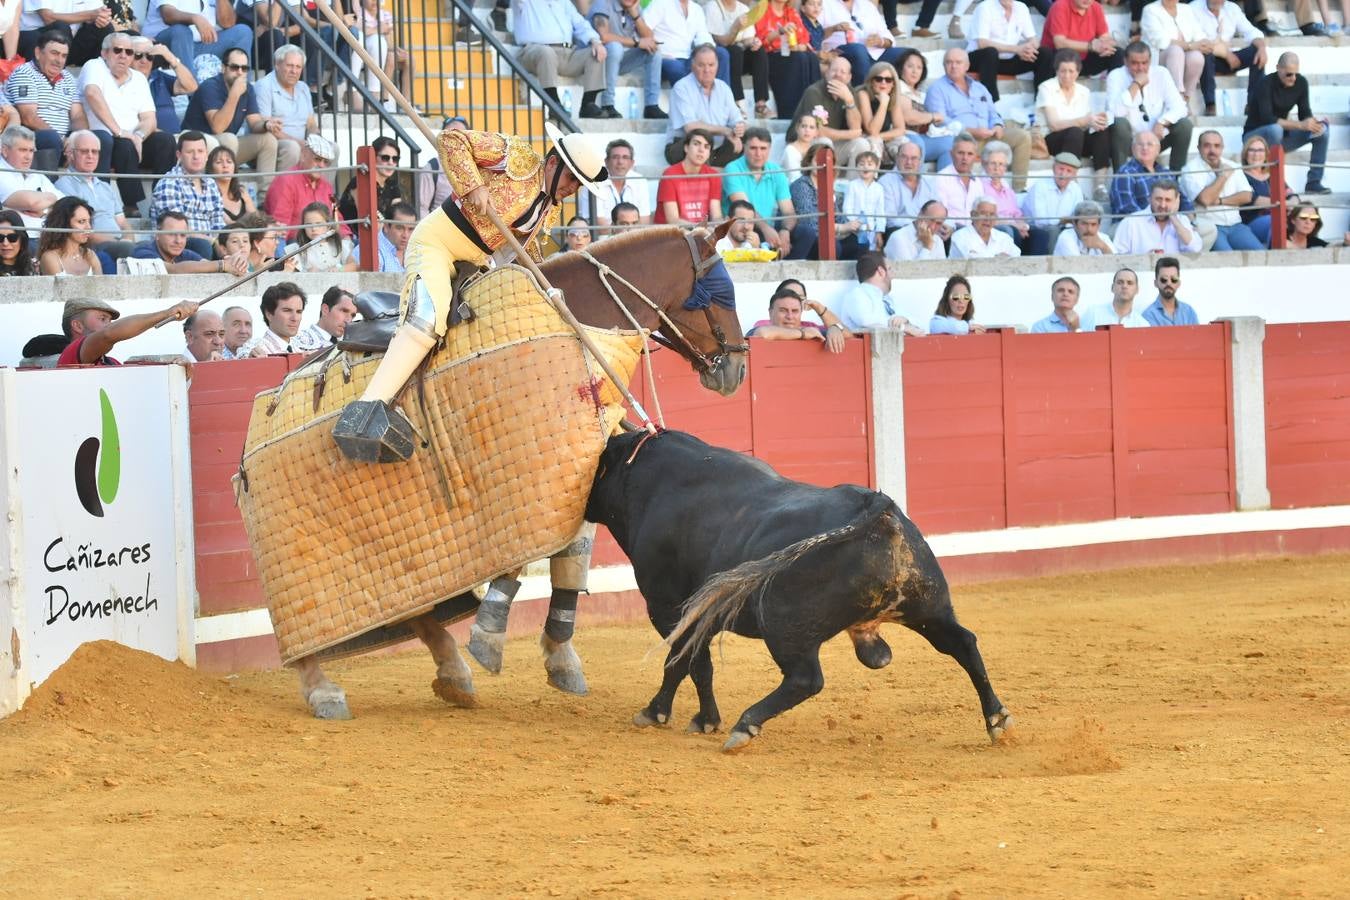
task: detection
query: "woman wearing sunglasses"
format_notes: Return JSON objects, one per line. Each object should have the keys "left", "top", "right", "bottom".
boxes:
{"left": 929, "top": 274, "right": 987, "bottom": 335}
{"left": 0, "top": 210, "right": 35, "bottom": 276}
{"left": 337, "top": 135, "right": 406, "bottom": 229}
{"left": 855, "top": 61, "right": 908, "bottom": 165}
{"left": 1285, "top": 203, "right": 1328, "bottom": 250}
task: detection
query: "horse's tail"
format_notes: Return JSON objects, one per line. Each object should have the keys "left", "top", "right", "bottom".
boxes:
{"left": 664, "top": 492, "right": 896, "bottom": 663}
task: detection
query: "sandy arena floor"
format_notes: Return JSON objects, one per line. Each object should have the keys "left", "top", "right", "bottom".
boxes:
{"left": 1, "top": 555, "right": 1347, "bottom": 898}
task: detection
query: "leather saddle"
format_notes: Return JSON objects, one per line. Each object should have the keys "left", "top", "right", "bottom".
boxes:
{"left": 337, "top": 268, "right": 482, "bottom": 354}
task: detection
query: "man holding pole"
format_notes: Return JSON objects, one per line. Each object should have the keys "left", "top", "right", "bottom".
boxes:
{"left": 330, "top": 121, "right": 611, "bottom": 465}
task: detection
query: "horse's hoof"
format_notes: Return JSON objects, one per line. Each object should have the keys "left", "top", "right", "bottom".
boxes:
{"left": 722, "top": 729, "right": 755, "bottom": 753}
{"left": 466, "top": 624, "right": 505, "bottom": 674}
{"left": 632, "top": 708, "right": 669, "bottom": 728}
{"left": 432, "top": 677, "right": 480, "bottom": 708}
{"left": 987, "top": 708, "right": 1015, "bottom": 743}
{"left": 686, "top": 715, "right": 720, "bottom": 734}
{"left": 547, "top": 668, "right": 589, "bottom": 696}
{"left": 308, "top": 687, "right": 352, "bottom": 720}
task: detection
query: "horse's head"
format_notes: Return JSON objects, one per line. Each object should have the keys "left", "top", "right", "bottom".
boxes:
{"left": 543, "top": 223, "right": 748, "bottom": 397}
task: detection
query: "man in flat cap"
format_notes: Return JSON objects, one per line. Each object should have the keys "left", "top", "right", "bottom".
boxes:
{"left": 58, "top": 296, "right": 200, "bottom": 367}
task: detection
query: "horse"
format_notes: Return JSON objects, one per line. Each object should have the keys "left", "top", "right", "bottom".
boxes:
{"left": 293, "top": 223, "right": 747, "bottom": 719}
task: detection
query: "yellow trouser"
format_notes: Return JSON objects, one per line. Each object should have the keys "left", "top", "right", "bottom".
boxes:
{"left": 399, "top": 207, "right": 491, "bottom": 338}
{"left": 361, "top": 209, "right": 491, "bottom": 404}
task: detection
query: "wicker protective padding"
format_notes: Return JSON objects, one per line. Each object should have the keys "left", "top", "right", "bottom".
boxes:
{"left": 236, "top": 266, "right": 645, "bottom": 664}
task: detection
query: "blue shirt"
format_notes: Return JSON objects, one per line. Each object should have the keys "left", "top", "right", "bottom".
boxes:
{"left": 722, "top": 158, "right": 790, "bottom": 224}
{"left": 184, "top": 74, "right": 261, "bottom": 135}
{"left": 667, "top": 73, "right": 739, "bottom": 144}
{"left": 1110, "top": 158, "right": 1194, "bottom": 216}
{"left": 54, "top": 171, "right": 123, "bottom": 236}
{"left": 148, "top": 69, "right": 181, "bottom": 133}
{"left": 1031, "top": 312, "right": 1074, "bottom": 333}
{"left": 132, "top": 241, "right": 205, "bottom": 263}
{"left": 1142, "top": 297, "right": 1199, "bottom": 326}
{"left": 833, "top": 282, "right": 894, "bottom": 331}
{"left": 924, "top": 75, "right": 1002, "bottom": 131}
{"left": 350, "top": 230, "right": 404, "bottom": 273}
{"left": 511, "top": 0, "right": 599, "bottom": 45}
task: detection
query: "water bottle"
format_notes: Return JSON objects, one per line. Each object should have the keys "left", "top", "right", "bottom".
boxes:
{"left": 561, "top": 90, "right": 573, "bottom": 116}
{"left": 628, "top": 92, "right": 639, "bottom": 119}
{"left": 780, "top": 25, "right": 790, "bottom": 57}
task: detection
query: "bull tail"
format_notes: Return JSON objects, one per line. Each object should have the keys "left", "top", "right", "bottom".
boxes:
{"left": 664, "top": 492, "right": 896, "bottom": 663}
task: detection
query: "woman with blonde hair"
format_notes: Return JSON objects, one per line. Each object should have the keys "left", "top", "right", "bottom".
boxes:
{"left": 855, "top": 61, "right": 908, "bottom": 165}
{"left": 1240, "top": 133, "right": 1291, "bottom": 247}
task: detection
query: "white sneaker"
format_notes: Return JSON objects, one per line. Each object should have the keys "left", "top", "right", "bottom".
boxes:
{"left": 947, "top": 16, "right": 965, "bottom": 39}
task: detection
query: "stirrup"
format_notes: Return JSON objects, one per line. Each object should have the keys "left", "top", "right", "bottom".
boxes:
{"left": 333, "top": 399, "right": 416, "bottom": 463}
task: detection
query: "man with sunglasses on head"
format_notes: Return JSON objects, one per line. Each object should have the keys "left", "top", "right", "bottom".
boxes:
{"left": 77, "top": 31, "right": 177, "bottom": 213}
{"left": 1105, "top": 41, "right": 1193, "bottom": 173}
{"left": 183, "top": 47, "right": 299, "bottom": 185}
{"left": 1141, "top": 256, "right": 1198, "bottom": 327}
{"left": 129, "top": 36, "right": 197, "bottom": 137}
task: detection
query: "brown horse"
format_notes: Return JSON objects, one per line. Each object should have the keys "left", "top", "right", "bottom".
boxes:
{"left": 294, "top": 223, "right": 747, "bottom": 719}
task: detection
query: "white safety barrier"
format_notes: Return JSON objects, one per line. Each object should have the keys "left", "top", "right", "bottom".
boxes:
{"left": 0, "top": 365, "right": 196, "bottom": 717}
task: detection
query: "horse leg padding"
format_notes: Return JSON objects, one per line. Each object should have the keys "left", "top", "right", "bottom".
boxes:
{"left": 549, "top": 523, "right": 595, "bottom": 592}
{"left": 544, "top": 588, "right": 579, "bottom": 642}
{"left": 466, "top": 576, "right": 522, "bottom": 673}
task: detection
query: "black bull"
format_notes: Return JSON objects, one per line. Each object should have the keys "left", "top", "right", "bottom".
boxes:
{"left": 585, "top": 430, "right": 1014, "bottom": 752}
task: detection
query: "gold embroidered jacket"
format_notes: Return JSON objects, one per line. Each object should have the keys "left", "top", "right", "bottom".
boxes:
{"left": 438, "top": 128, "right": 561, "bottom": 262}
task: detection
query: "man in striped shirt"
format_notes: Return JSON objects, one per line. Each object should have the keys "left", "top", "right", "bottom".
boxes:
{"left": 5, "top": 29, "right": 87, "bottom": 174}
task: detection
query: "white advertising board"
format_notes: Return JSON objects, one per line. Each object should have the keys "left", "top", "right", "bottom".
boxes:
{"left": 0, "top": 365, "right": 196, "bottom": 717}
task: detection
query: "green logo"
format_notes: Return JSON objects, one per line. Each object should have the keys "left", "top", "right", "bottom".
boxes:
{"left": 74, "top": 389, "right": 120, "bottom": 518}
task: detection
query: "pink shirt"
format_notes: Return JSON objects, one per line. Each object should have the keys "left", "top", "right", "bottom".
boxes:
{"left": 979, "top": 177, "right": 1021, "bottom": 220}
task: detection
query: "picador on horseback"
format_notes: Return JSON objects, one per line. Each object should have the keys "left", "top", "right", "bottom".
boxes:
{"left": 332, "top": 122, "right": 611, "bottom": 465}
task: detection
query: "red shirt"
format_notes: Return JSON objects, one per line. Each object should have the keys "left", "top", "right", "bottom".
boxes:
{"left": 755, "top": 4, "right": 809, "bottom": 52}
{"left": 262, "top": 167, "right": 342, "bottom": 243}
{"left": 654, "top": 163, "right": 720, "bottom": 225}
{"left": 57, "top": 336, "right": 120, "bottom": 367}
{"left": 1040, "top": 0, "right": 1108, "bottom": 52}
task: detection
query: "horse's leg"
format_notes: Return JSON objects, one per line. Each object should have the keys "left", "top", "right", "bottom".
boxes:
{"left": 408, "top": 614, "right": 479, "bottom": 708}
{"left": 466, "top": 571, "right": 523, "bottom": 674}
{"left": 293, "top": 654, "right": 353, "bottom": 720}
{"left": 540, "top": 523, "right": 595, "bottom": 696}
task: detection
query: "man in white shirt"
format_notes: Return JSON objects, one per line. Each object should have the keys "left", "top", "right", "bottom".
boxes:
{"left": 934, "top": 132, "right": 981, "bottom": 226}
{"left": 1179, "top": 129, "right": 1262, "bottom": 251}
{"left": 966, "top": 0, "right": 1038, "bottom": 102}
{"left": 1078, "top": 267, "right": 1151, "bottom": 330}
{"left": 141, "top": 0, "right": 253, "bottom": 81}
{"left": 580, "top": 139, "right": 652, "bottom": 227}
{"left": 1113, "top": 179, "right": 1202, "bottom": 255}
{"left": 1021, "top": 151, "right": 1084, "bottom": 255}
{"left": 950, "top": 197, "right": 1021, "bottom": 258}
{"left": 1106, "top": 41, "right": 1194, "bottom": 172}
{"left": 820, "top": 0, "right": 906, "bottom": 86}
{"left": 292, "top": 286, "right": 358, "bottom": 352}
{"left": 239, "top": 281, "right": 307, "bottom": 357}
{"left": 1190, "top": 0, "right": 1266, "bottom": 118}
{"left": 644, "top": 0, "right": 731, "bottom": 89}
{"left": 0, "top": 125, "right": 63, "bottom": 235}
{"left": 832, "top": 252, "right": 924, "bottom": 333}
{"left": 880, "top": 140, "right": 937, "bottom": 230}
{"left": 1053, "top": 199, "right": 1116, "bottom": 256}
{"left": 78, "top": 32, "right": 177, "bottom": 211}
{"left": 884, "top": 199, "right": 948, "bottom": 262}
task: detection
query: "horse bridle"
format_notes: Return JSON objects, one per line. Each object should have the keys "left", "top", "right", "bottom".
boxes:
{"left": 575, "top": 231, "right": 748, "bottom": 375}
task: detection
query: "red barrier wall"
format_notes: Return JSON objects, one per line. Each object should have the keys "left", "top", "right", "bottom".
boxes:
{"left": 902, "top": 324, "right": 1237, "bottom": 535}
{"left": 1264, "top": 322, "right": 1350, "bottom": 508}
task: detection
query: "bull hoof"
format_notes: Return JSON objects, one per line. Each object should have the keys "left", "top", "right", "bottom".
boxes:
{"left": 722, "top": 727, "right": 757, "bottom": 753}
{"left": 632, "top": 708, "right": 669, "bottom": 728}
{"left": 307, "top": 686, "right": 352, "bottom": 720}
{"left": 987, "top": 708, "right": 1015, "bottom": 743}
{"left": 686, "top": 713, "right": 721, "bottom": 734}
{"left": 466, "top": 624, "right": 505, "bottom": 674}
{"left": 853, "top": 637, "right": 893, "bottom": 670}
{"left": 432, "top": 677, "right": 480, "bottom": 708}
{"left": 541, "top": 636, "right": 589, "bottom": 696}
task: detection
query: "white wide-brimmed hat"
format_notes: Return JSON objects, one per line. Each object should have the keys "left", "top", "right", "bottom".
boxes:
{"left": 544, "top": 122, "right": 608, "bottom": 195}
